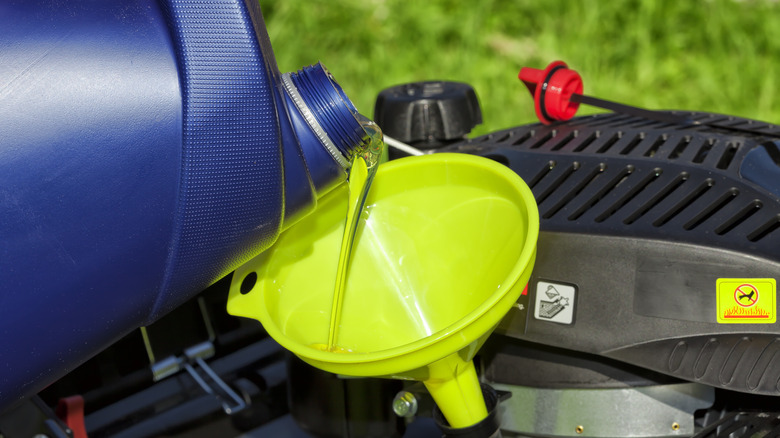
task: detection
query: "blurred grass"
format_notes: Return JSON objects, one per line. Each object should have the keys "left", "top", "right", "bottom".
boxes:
{"left": 260, "top": 0, "right": 780, "bottom": 136}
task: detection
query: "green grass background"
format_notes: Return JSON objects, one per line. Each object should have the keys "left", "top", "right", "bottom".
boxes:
{"left": 260, "top": 0, "right": 780, "bottom": 136}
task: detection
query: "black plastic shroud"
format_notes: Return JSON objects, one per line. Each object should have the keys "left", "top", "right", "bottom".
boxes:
{"left": 446, "top": 112, "right": 780, "bottom": 396}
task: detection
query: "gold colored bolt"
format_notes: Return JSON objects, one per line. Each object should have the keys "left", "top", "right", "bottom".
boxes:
{"left": 672, "top": 422, "right": 680, "bottom": 431}
{"left": 576, "top": 425, "right": 584, "bottom": 434}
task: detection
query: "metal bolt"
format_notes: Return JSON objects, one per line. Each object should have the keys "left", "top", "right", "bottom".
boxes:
{"left": 672, "top": 422, "right": 680, "bottom": 431}
{"left": 575, "top": 425, "right": 584, "bottom": 434}
{"left": 392, "top": 391, "right": 418, "bottom": 418}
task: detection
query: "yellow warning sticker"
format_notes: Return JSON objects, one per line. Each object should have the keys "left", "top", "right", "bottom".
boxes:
{"left": 717, "top": 278, "right": 776, "bottom": 324}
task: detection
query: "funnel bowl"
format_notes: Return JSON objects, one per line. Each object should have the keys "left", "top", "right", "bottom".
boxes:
{"left": 229, "top": 153, "right": 538, "bottom": 377}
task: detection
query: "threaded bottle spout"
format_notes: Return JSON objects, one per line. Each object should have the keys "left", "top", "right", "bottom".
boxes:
{"left": 281, "top": 63, "right": 365, "bottom": 169}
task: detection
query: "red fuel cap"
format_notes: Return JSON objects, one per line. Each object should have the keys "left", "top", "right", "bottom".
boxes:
{"left": 519, "top": 61, "right": 583, "bottom": 124}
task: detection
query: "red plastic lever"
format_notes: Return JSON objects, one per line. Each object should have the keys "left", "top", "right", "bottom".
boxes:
{"left": 518, "top": 60, "right": 583, "bottom": 125}
{"left": 56, "top": 396, "right": 88, "bottom": 438}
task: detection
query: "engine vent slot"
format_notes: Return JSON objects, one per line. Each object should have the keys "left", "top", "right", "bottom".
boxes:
{"left": 692, "top": 139, "right": 716, "bottom": 164}
{"left": 530, "top": 131, "right": 555, "bottom": 149}
{"left": 542, "top": 163, "right": 607, "bottom": 219}
{"left": 724, "top": 118, "right": 757, "bottom": 129}
{"left": 683, "top": 188, "right": 740, "bottom": 231}
{"left": 668, "top": 136, "right": 691, "bottom": 159}
{"left": 716, "top": 142, "right": 740, "bottom": 170}
{"left": 494, "top": 132, "right": 512, "bottom": 143}
{"left": 602, "top": 115, "right": 643, "bottom": 129}
{"left": 596, "top": 132, "right": 622, "bottom": 154}
{"left": 618, "top": 133, "right": 645, "bottom": 155}
{"left": 628, "top": 118, "right": 666, "bottom": 129}
{"left": 704, "top": 116, "right": 731, "bottom": 125}
{"left": 585, "top": 113, "right": 624, "bottom": 128}
{"left": 535, "top": 161, "right": 580, "bottom": 205}
{"left": 527, "top": 160, "right": 556, "bottom": 189}
{"left": 550, "top": 131, "right": 577, "bottom": 151}
{"left": 595, "top": 168, "right": 663, "bottom": 223}
{"left": 715, "top": 200, "right": 763, "bottom": 236}
{"left": 747, "top": 214, "right": 780, "bottom": 242}
{"left": 624, "top": 172, "right": 689, "bottom": 225}
{"left": 642, "top": 135, "right": 666, "bottom": 157}
{"left": 568, "top": 165, "right": 634, "bottom": 221}
{"left": 572, "top": 132, "right": 599, "bottom": 152}
{"left": 653, "top": 179, "right": 715, "bottom": 227}
{"left": 511, "top": 130, "right": 533, "bottom": 146}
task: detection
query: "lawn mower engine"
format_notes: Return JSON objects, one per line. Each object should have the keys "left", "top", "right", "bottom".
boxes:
{"left": 375, "top": 81, "right": 780, "bottom": 437}
{"left": 455, "top": 111, "right": 780, "bottom": 437}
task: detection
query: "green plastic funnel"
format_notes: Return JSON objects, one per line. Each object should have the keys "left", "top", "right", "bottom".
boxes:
{"left": 227, "top": 153, "right": 539, "bottom": 428}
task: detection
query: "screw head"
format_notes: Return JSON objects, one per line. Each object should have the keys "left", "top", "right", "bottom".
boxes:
{"left": 575, "top": 425, "right": 585, "bottom": 434}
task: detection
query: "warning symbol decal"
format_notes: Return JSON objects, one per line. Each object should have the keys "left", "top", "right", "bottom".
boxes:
{"left": 734, "top": 284, "right": 758, "bottom": 307}
{"left": 717, "top": 278, "right": 776, "bottom": 324}
{"left": 534, "top": 281, "right": 576, "bottom": 325}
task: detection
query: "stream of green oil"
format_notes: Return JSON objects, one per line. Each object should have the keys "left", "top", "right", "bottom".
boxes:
{"left": 325, "top": 118, "right": 384, "bottom": 352}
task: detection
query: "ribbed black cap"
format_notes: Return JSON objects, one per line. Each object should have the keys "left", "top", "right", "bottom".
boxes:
{"left": 374, "top": 81, "right": 482, "bottom": 147}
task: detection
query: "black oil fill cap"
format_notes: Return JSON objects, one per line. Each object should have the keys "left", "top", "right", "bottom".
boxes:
{"left": 374, "top": 81, "right": 482, "bottom": 149}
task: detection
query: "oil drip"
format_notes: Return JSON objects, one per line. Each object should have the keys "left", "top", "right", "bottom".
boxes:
{"left": 309, "top": 344, "right": 353, "bottom": 354}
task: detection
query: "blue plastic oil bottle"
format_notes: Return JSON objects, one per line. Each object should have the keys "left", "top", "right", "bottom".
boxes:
{"left": 0, "top": 0, "right": 366, "bottom": 410}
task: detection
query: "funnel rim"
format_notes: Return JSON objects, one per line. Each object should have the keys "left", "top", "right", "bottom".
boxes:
{"left": 231, "top": 153, "right": 539, "bottom": 373}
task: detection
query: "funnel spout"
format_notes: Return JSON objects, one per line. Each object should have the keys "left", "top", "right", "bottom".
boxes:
{"left": 423, "top": 354, "right": 488, "bottom": 428}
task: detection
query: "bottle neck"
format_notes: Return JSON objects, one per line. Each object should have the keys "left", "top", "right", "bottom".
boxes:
{"left": 281, "top": 63, "right": 365, "bottom": 170}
